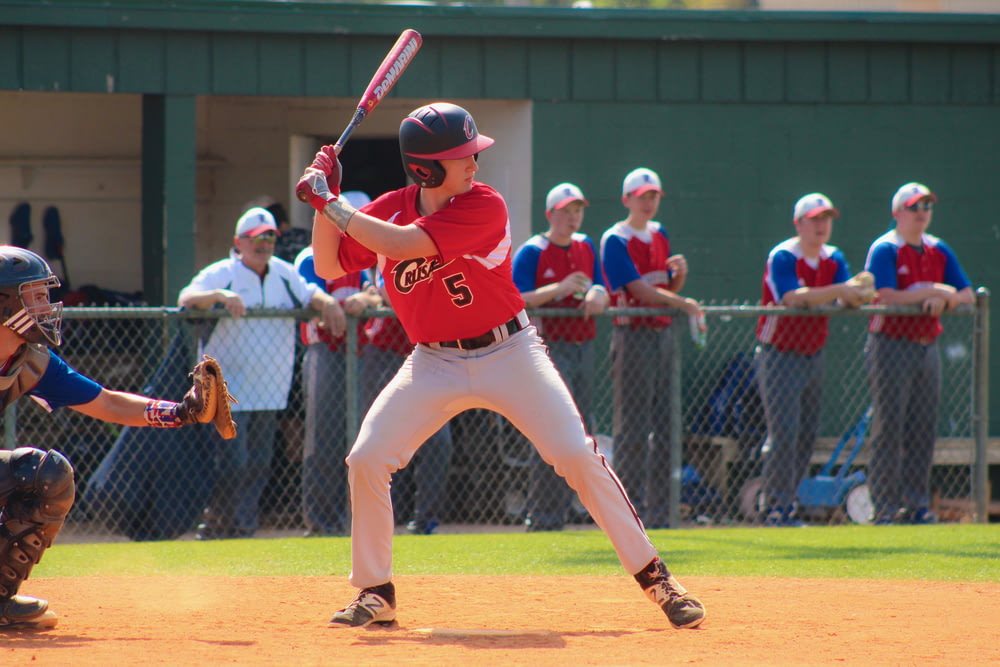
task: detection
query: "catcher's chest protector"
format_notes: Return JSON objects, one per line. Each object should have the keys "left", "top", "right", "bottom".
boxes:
{"left": 0, "top": 344, "right": 49, "bottom": 411}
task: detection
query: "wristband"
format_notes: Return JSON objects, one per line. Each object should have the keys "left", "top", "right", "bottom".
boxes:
{"left": 144, "top": 399, "right": 183, "bottom": 428}
{"left": 321, "top": 198, "right": 358, "bottom": 233}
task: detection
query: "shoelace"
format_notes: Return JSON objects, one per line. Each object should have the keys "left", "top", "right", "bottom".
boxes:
{"left": 339, "top": 589, "right": 372, "bottom": 613}
{"left": 642, "top": 578, "right": 679, "bottom": 606}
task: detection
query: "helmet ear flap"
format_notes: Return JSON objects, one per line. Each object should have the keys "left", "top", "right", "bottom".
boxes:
{"left": 0, "top": 290, "right": 15, "bottom": 323}
{"left": 403, "top": 159, "right": 445, "bottom": 189}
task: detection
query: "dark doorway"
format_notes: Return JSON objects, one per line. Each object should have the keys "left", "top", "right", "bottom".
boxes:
{"left": 318, "top": 137, "right": 408, "bottom": 203}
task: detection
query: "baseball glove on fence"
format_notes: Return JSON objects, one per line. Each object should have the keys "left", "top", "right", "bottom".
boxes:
{"left": 177, "top": 355, "right": 239, "bottom": 439}
{"left": 844, "top": 270, "right": 877, "bottom": 306}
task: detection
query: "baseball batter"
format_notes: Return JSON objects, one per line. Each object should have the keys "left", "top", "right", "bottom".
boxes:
{"left": 296, "top": 102, "right": 705, "bottom": 630}
{"left": 0, "top": 246, "right": 234, "bottom": 630}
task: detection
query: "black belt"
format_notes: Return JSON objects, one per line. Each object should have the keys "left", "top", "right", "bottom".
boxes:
{"left": 435, "top": 315, "right": 524, "bottom": 351}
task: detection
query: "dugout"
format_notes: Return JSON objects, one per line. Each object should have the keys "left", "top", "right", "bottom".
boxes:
{"left": 1, "top": 1, "right": 999, "bottom": 440}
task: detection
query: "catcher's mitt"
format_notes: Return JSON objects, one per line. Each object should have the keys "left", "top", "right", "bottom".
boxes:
{"left": 178, "top": 355, "right": 239, "bottom": 439}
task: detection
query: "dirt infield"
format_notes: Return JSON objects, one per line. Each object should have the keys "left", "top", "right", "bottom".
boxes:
{"left": 6, "top": 575, "right": 999, "bottom": 665}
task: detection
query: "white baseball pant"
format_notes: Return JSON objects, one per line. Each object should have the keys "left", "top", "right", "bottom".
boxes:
{"left": 345, "top": 324, "right": 658, "bottom": 588}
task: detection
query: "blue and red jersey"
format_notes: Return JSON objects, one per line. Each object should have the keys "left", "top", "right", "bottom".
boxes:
{"left": 865, "top": 230, "right": 971, "bottom": 343}
{"left": 756, "top": 238, "right": 850, "bottom": 355}
{"left": 512, "top": 232, "right": 605, "bottom": 343}
{"left": 295, "top": 246, "right": 367, "bottom": 353}
{"left": 600, "top": 221, "right": 673, "bottom": 329}
{"left": 338, "top": 182, "right": 525, "bottom": 345}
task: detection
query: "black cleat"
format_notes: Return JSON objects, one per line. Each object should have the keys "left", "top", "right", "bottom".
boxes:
{"left": 329, "top": 582, "right": 397, "bottom": 628}
{"left": 0, "top": 595, "right": 58, "bottom": 630}
{"left": 635, "top": 559, "right": 706, "bottom": 629}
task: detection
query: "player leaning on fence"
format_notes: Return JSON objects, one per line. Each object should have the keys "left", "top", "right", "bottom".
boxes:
{"left": 177, "top": 207, "right": 344, "bottom": 540}
{"left": 512, "top": 182, "right": 609, "bottom": 532}
{"left": 599, "top": 167, "right": 705, "bottom": 529}
{"left": 0, "top": 246, "right": 237, "bottom": 630}
{"left": 755, "top": 194, "right": 875, "bottom": 527}
{"left": 863, "top": 182, "right": 974, "bottom": 525}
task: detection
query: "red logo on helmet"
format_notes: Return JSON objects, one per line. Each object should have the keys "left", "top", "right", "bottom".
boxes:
{"left": 463, "top": 115, "right": 474, "bottom": 140}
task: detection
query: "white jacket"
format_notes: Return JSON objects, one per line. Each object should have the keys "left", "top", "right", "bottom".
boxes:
{"left": 179, "top": 254, "right": 319, "bottom": 411}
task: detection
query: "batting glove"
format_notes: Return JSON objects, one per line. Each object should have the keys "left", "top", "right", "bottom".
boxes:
{"left": 295, "top": 145, "right": 342, "bottom": 213}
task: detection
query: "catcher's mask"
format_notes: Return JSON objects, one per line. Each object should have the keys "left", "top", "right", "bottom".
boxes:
{"left": 0, "top": 246, "right": 63, "bottom": 347}
{"left": 399, "top": 102, "right": 494, "bottom": 189}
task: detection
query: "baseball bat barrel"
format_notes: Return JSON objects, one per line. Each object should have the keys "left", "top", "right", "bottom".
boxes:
{"left": 295, "top": 29, "right": 422, "bottom": 204}
{"left": 333, "top": 28, "right": 423, "bottom": 155}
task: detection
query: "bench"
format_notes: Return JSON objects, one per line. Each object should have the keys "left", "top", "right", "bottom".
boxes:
{"left": 684, "top": 434, "right": 1000, "bottom": 506}
{"left": 809, "top": 436, "right": 1000, "bottom": 467}
{"left": 684, "top": 434, "right": 742, "bottom": 498}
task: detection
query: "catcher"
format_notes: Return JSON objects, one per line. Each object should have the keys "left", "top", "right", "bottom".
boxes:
{"left": 0, "top": 246, "right": 236, "bottom": 630}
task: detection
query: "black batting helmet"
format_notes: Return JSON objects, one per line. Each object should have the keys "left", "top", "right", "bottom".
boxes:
{"left": 0, "top": 246, "right": 63, "bottom": 346}
{"left": 399, "top": 102, "right": 495, "bottom": 188}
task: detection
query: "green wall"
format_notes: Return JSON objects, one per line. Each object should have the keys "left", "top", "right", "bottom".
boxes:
{"left": 3, "top": 1, "right": 999, "bottom": 428}
{"left": 534, "top": 102, "right": 996, "bottom": 303}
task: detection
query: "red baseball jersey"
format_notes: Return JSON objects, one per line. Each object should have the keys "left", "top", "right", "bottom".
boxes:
{"left": 865, "top": 230, "right": 971, "bottom": 343}
{"left": 362, "top": 269, "right": 412, "bottom": 355}
{"left": 364, "top": 315, "right": 411, "bottom": 355}
{"left": 296, "top": 266, "right": 366, "bottom": 353}
{"left": 756, "top": 237, "right": 850, "bottom": 355}
{"left": 338, "top": 182, "right": 525, "bottom": 344}
{"left": 600, "top": 221, "right": 672, "bottom": 329}
{"left": 512, "top": 233, "right": 604, "bottom": 343}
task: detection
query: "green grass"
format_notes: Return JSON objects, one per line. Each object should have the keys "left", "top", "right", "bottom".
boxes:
{"left": 37, "top": 524, "right": 1000, "bottom": 582}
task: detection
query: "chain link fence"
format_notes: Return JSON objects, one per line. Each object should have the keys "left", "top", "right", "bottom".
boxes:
{"left": 7, "top": 296, "right": 989, "bottom": 542}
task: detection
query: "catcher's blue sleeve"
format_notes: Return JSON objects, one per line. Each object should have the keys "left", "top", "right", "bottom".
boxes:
{"left": 29, "top": 350, "right": 103, "bottom": 411}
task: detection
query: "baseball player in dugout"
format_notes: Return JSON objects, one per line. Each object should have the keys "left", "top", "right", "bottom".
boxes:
{"left": 755, "top": 194, "right": 875, "bottom": 527}
{"left": 600, "top": 167, "right": 704, "bottom": 529}
{"left": 864, "top": 182, "right": 974, "bottom": 525}
{"left": 297, "top": 102, "right": 706, "bottom": 630}
{"left": 0, "top": 246, "right": 237, "bottom": 630}
{"left": 512, "top": 182, "right": 609, "bottom": 532}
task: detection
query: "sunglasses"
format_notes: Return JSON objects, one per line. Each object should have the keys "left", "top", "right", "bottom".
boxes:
{"left": 241, "top": 232, "right": 277, "bottom": 243}
{"left": 904, "top": 201, "right": 934, "bottom": 212}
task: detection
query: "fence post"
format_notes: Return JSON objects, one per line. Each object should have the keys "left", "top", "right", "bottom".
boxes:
{"left": 669, "top": 321, "right": 683, "bottom": 528}
{"left": 345, "top": 314, "right": 360, "bottom": 448}
{"left": 973, "top": 288, "right": 990, "bottom": 523}
{"left": 3, "top": 404, "right": 15, "bottom": 450}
